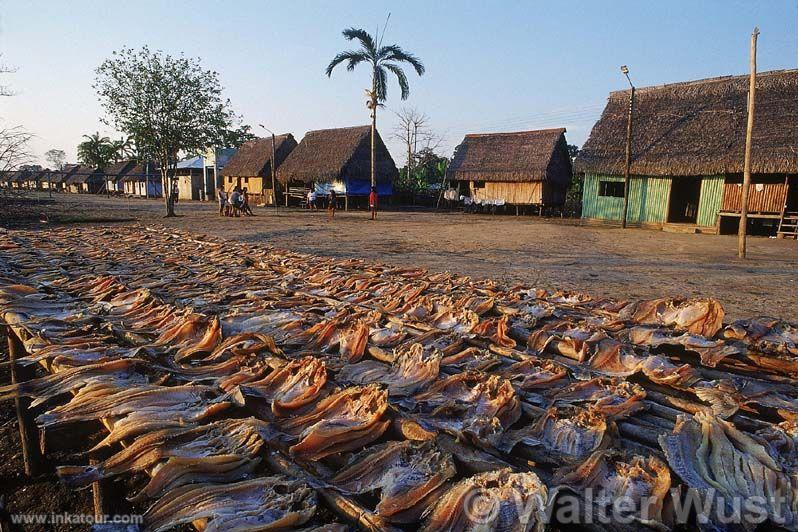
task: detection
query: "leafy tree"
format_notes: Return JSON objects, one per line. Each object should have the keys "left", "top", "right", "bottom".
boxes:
{"left": 565, "top": 144, "right": 582, "bottom": 216}
{"left": 44, "top": 149, "right": 66, "bottom": 171}
{"left": 95, "top": 46, "right": 239, "bottom": 216}
{"left": 110, "top": 137, "right": 136, "bottom": 161}
{"left": 326, "top": 27, "right": 424, "bottom": 188}
{"left": 220, "top": 124, "right": 256, "bottom": 149}
{"left": 77, "top": 132, "right": 114, "bottom": 169}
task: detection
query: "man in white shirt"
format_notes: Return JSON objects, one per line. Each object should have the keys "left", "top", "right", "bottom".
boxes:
{"left": 307, "top": 189, "right": 317, "bottom": 210}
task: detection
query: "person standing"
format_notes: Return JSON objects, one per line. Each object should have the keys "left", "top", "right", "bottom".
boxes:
{"left": 307, "top": 189, "right": 317, "bottom": 210}
{"left": 242, "top": 187, "right": 255, "bottom": 216}
{"left": 328, "top": 189, "right": 337, "bottom": 220}
{"left": 369, "top": 186, "right": 378, "bottom": 220}
{"left": 229, "top": 187, "right": 242, "bottom": 217}
{"left": 217, "top": 187, "right": 227, "bottom": 216}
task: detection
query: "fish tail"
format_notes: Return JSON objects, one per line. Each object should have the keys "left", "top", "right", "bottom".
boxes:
{"left": 56, "top": 465, "right": 103, "bottom": 487}
{"left": 0, "top": 382, "right": 22, "bottom": 401}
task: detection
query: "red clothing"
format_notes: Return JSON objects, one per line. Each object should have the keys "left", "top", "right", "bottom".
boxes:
{"left": 368, "top": 191, "right": 378, "bottom": 208}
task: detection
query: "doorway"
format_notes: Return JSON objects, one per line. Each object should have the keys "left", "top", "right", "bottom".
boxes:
{"left": 668, "top": 177, "right": 701, "bottom": 223}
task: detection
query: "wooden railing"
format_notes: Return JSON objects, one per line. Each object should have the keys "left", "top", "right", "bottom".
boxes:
{"left": 721, "top": 182, "right": 787, "bottom": 213}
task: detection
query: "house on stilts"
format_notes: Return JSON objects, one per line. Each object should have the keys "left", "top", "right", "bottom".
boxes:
{"left": 220, "top": 137, "right": 295, "bottom": 205}
{"left": 446, "top": 128, "right": 572, "bottom": 213}
{"left": 277, "top": 125, "right": 397, "bottom": 208}
{"left": 576, "top": 69, "right": 798, "bottom": 237}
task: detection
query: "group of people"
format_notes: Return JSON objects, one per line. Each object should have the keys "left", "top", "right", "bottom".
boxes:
{"left": 217, "top": 186, "right": 255, "bottom": 217}
{"left": 306, "top": 187, "right": 379, "bottom": 220}
{"left": 215, "top": 185, "right": 379, "bottom": 220}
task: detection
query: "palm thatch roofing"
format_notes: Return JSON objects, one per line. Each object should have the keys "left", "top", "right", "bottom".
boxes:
{"left": 66, "top": 165, "right": 102, "bottom": 184}
{"left": 104, "top": 160, "right": 137, "bottom": 181}
{"left": 119, "top": 162, "right": 157, "bottom": 182}
{"left": 575, "top": 69, "right": 798, "bottom": 176}
{"left": 278, "top": 125, "right": 398, "bottom": 184}
{"left": 446, "top": 128, "right": 572, "bottom": 184}
{"left": 221, "top": 135, "right": 297, "bottom": 178}
{"left": 50, "top": 164, "right": 79, "bottom": 185}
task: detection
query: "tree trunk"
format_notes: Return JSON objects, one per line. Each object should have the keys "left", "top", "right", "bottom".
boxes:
{"left": 162, "top": 168, "right": 175, "bottom": 217}
{"left": 371, "top": 102, "right": 377, "bottom": 189}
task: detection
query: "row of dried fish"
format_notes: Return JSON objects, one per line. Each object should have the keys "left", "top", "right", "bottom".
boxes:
{"left": 1, "top": 225, "right": 797, "bottom": 531}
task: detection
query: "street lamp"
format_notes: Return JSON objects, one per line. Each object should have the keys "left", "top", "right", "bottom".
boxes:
{"left": 258, "top": 124, "right": 278, "bottom": 211}
{"left": 620, "top": 65, "right": 635, "bottom": 229}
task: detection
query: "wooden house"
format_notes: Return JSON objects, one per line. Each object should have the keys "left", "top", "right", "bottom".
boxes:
{"left": 221, "top": 136, "right": 296, "bottom": 204}
{"left": 174, "top": 149, "right": 237, "bottom": 201}
{"left": 446, "top": 128, "right": 572, "bottom": 209}
{"left": 103, "top": 160, "right": 137, "bottom": 195}
{"left": 23, "top": 169, "right": 47, "bottom": 189}
{"left": 65, "top": 165, "right": 104, "bottom": 194}
{"left": 278, "top": 125, "right": 397, "bottom": 207}
{"left": 121, "top": 162, "right": 161, "bottom": 197}
{"left": 8, "top": 170, "right": 26, "bottom": 189}
{"left": 49, "top": 165, "right": 79, "bottom": 192}
{"left": 576, "top": 69, "right": 798, "bottom": 236}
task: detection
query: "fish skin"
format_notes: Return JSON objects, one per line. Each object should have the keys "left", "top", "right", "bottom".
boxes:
{"left": 331, "top": 440, "right": 457, "bottom": 519}
{"left": 240, "top": 356, "right": 327, "bottom": 416}
{"left": 142, "top": 476, "right": 317, "bottom": 532}
{"left": 422, "top": 468, "right": 548, "bottom": 532}
{"left": 336, "top": 342, "right": 440, "bottom": 397}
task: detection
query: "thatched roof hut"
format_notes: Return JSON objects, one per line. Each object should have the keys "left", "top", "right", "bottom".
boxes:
{"left": 576, "top": 69, "right": 798, "bottom": 234}
{"left": 221, "top": 136, "right": 295, "bottom": 201}
{"left": 446, "top": 128, "right": 572, "bottom": 206}
{"left": 576, "top": 69, "right": 798, "bottom": 176}
{"left": 278, "top": 126, "right": 397, "bottom": 195}
{"left": 222, "top": 135, "right": 296, "bottom": 184}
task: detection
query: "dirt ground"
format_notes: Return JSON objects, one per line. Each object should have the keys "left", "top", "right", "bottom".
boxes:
{"left": 2, "top": 191, "right": 796, "bottom": 321}
{"left": 0, "top": 191, "right": 796, "bottom": 527}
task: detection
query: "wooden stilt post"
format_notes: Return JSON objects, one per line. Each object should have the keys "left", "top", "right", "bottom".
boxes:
{"left": 344, "top": 193, "right": 349, "bottom": 211}
{"left": 90, "top": 456, "right": 106, "bottom": 520}
{"left": 7, "top": 328, "right": 44, "bottom": 477}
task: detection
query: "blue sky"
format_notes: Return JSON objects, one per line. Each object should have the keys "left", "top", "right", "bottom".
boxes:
{"left": 1, "top": 0, "right": 796, "bottom": 166}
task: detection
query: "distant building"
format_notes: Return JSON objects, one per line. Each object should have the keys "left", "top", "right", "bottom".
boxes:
{"left": 278, "top": 125, "right": 397, "bottom": 207}
{"left": 120, "top": 162, "right": 161, "bottom": 197}
{"left": 176, "top": 148, "right": 237, "bottom": 201}
{"left": 221, "top": 138, "right": 295, "bottom": 204}
{"left": 446, "top": 128, "right": 572, "bottom": 209}
{"left": 576, "top": 69, "right": 798, "bottom": 237}
{"left": 103, "top": 160, "right": 138, "bottom": 195}
{"left": 65, "top": 165, "right": 104, "bottom": 194}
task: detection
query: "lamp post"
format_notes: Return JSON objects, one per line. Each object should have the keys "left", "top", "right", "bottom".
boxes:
{"left": 258, "top": 124, "right": 278, "bottom": 211}
{"left": 620, "top": 65, "right": 635, "bottom": 229}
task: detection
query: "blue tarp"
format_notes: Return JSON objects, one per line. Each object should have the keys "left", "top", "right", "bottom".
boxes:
{"left": 314, "top": 178, "right": 392, "bottom": 196}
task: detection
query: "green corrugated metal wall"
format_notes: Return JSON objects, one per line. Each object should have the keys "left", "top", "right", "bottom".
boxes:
{"left": 583, "top": 173, "right": 725, "bottom": 227}
{"left": 696, "top": 175, "right": 724, "bottom": 227}
{"left": 582, "top": 174, "right": 671, "bottom": 224}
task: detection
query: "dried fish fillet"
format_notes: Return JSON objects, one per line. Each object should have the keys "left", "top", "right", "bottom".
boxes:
{"left": 143, "top": 476, "right": 317, "bottom": 532}
{"left": 423, "top": 468, "right": 547, "bottom": 532}
{"left": 336, "top": 342, "right": 440, "bottom": 396}
{"left": 331, "top": 440, "right": 456, "bottom": 520}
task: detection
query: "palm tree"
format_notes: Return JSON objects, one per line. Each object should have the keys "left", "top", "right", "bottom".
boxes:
{"left": 77, "top": 132, "right": 113, "bottom": 169}
{"left": 110, "top": 136, "right": 136, "bottom": 162}
{"left": 326, "top": 27, "right": 424, "bottom": 188}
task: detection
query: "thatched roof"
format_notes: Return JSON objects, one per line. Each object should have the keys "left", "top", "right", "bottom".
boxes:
{"left": 278, "top": 126, "right": 398, "bottom": 184}
{"left": 221, "top": 135, "right": 297, "bottom": 178}
{"left": 576, "top": 69, "right": 798, "bottom": 176}
{"left": 447, "top": 128, "right": 572, "bottom": 183}
{"left": 66, "top": 165, "right": 101, "bottom": 184}
{"left": 104, "top": 160, "right": 137, "bottom": 180}
{"left": 120, "top": 162, "right": 158, "bottom": 182}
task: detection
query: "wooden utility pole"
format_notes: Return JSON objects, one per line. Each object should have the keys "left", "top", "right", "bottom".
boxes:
{"left": 621, "top": 67, "right": 635, "bottom": 229}
{"left": 271, "top": 133, "right": 277, "bottom": 211}
{"left": 738, "top": 27, "right": 759, "bottom": 258}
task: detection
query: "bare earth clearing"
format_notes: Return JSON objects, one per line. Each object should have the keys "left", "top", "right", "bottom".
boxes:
{"left": 4, "top": 192, "right": 796, "bottom": 321}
